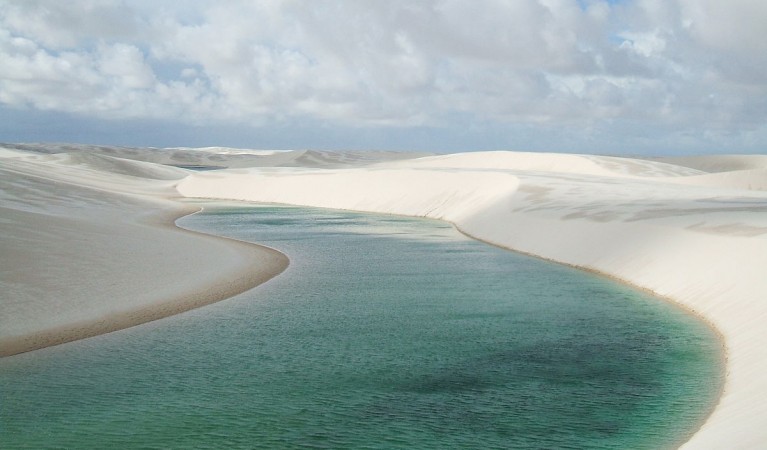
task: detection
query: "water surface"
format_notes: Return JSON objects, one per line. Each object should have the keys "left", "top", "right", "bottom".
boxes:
{"left": 0, "top": 205, "right": 723, "bottom": 449}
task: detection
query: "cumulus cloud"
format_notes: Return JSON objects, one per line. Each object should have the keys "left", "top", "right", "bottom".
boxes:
{"left": 0, "top": 0, "right": 765, "bottom": 151}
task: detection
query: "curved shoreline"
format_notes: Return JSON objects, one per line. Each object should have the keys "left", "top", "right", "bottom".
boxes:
{"left": 177, "top": 158, "right": 759, "bottom": 449}
{"left": 0, "top": 206, "right": 289, "bottom": 357}
{"left": 2, "top": 199, "right": 725, "bottom": 446}
{"left": 451, "top": 221, "right": 728, "bottom": 449}
{"left": 176, "top": 201, "right": 727, "bottom": 448}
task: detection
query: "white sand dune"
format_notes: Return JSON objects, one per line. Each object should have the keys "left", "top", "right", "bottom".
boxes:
{"left": 653, "top": 155, "right": 767, "bottom": 173}
{"left": 177, "top": 150, "right": 767, "bottom": 449}
{"left": 2, "top": 143, "right": 766, "bottom": 448}
{"left": 0, "top": 145, "right": 288, "bottom": 356}
{"left": 2, "top": 142, "right": 430, "bottom": 169}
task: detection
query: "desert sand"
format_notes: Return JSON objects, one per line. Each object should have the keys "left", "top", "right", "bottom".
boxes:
{"left": 2, "top": 143, "right": 766, "bottom": 448}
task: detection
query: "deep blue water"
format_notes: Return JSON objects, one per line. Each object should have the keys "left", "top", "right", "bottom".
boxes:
{"left": 0, "top": 205, "right": 723, "bottom": 449}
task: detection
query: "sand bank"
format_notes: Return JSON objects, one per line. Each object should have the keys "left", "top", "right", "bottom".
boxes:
{"left": 0, "top": 148, "right": 288, "bottom": 356}
{"left": 177, "top": 150, "right": 767, "bottom": 449}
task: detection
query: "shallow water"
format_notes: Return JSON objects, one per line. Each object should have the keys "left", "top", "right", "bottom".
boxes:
{"left": 0, "top": 205, "right": 723, "bottom": 449}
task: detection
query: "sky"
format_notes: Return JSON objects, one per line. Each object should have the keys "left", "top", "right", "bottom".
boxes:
{"left": 1, "top": 0, "right": 766, "bottom": 155}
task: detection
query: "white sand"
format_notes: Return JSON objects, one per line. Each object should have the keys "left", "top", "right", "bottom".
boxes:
{"left": 177, "top": 150, "right": 767, "bottom": 449}
{"left": 0, "top": 147, "right": 288, "bottom": 356}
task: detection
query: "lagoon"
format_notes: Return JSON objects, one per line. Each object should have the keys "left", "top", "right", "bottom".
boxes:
{"left": 0, "top": 205, "right": 723, "bottom": 449}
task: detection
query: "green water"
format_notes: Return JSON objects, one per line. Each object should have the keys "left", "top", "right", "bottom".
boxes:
{"left": 0, "top": 205, "right": 723, "bottom": 449}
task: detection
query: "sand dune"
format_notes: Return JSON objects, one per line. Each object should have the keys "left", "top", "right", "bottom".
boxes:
{"left": 0, "top": 146, "right": 288, "bottom": 356}
{"left": 2, "top": 143, "right": 766, "bottom": 448}
{"left": 2, "top": 142, "right": 429, "bottom": 169}
{"left": 653, "top": 155, "right": 767, "bottom": 173}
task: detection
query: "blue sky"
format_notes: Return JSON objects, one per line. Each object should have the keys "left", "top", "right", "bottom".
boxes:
{"left": 1, "top": 0, "right": 766, "bottom": 155}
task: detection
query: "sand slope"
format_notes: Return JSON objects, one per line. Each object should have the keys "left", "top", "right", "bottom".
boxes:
{"left": 177, "top": 150, "right": 767, "bottom": 449}
{"left": 0, "top": 146, "right": 288, "bottom": 356}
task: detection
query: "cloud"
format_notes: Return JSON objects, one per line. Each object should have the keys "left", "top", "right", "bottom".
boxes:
{"left": 0, "top": 0, "right": 144, "bottom": 49}
{"left": 0, "top": 0, "right": 765, "bottom": 152}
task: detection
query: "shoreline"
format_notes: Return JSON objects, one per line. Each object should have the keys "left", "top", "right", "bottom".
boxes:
{"left": 0, "top": 205, "right": 289, "bottom": 357}
{"left": 174, "top": 198, "right": 727, "bottom": 447}
{"left": 172, "top": 200, "right": 728, "bottom": 448}
{"left": 452, "top": 221, "right": 728, "bottom": 449}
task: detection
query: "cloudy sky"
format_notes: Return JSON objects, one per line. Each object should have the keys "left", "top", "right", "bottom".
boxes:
{"left": 1, "top": 0, "right": 765, "bottom": 154}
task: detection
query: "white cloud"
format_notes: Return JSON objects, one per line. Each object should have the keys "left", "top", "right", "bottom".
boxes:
{"left": 680, "top": 0, "right": 767, "bottom": 56}
{"left": 0, "top": 0, "right": 765, "bottom": 151}
{"left": 97, "top": 43, "right": 155, "bottom": 89}
{"left": 0, "top": 0, "right": 142, "bottom": 49}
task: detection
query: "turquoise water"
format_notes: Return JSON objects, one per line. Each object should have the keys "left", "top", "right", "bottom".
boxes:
{"left": 0, "top": 205, "right": 723, "bottom": 449}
